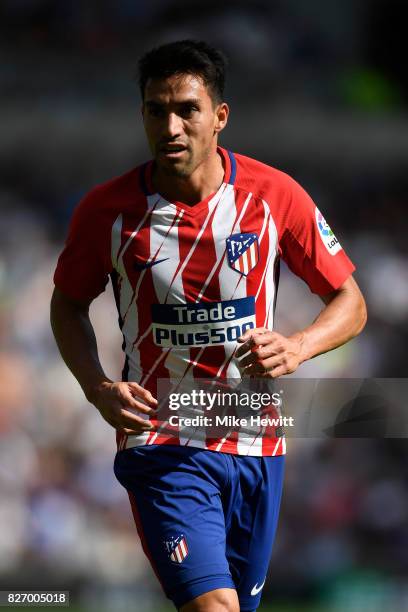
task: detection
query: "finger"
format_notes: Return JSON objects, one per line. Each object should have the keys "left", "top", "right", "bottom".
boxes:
{"left": 121, "top": 395, "right": 156, "bottom": 415}
{"left": 242, "top": 362, "right": 266, "bottom": 376}
{"left": 266, "top": 365, "right": 288, "bottom": 378}
{"left": 123, "top": 395, "right": 157, "bottom": 415}
{"left": 121, "top": 423, "right": 154, "bottom": 434}
{"left": 122, "top": 425, "right": 155, "bottom": 435}
{"left": 244, "top": 354, "right": 290, "bottom": 377}
{"left": 235, "top": 332, "right": 277, "bottom": 358}
{"left": 120, "top": 388, "right": 156, "bottom": 415}
{"left": 102, "top": 411, "right": 153, "bottom": 434}
{"left": 237, "top": 327, "right": 268, "bottom": 343}
{"left": 119, "top": 408, "right": 154, "bottom": 430}
{"left": 235, "top": 335, "right": 259, "bottom": 357}
{"left": 235, "top": 341, "right": 253, "bottom": 358}
{"left": 236, "top": 352, "right": 259, "bottom": 368}
{"left": 128, "top": 382, "right": 158, "bottom": 405}
{"left": 238, "top": 343, "right": 283, "bottom": 367}
{"left": 248, "top": 331, "right": 281, "bottom": 347}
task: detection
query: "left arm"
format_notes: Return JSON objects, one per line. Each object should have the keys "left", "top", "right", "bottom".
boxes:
{"left": 236, "top": 275, "right": 367, "bottom": 378}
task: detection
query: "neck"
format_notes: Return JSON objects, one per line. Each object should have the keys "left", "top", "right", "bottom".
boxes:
{"left": 152, "top": 146, "right": 224, "bottom": 205}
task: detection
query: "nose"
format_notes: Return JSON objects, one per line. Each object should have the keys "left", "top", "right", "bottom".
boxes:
{"left": 163, "top": 112, "right": 182, "bottom": 138}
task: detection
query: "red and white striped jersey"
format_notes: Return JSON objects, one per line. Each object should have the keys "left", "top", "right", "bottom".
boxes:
{"left": 54, "top": 147, "right": 355, "bottom": 456}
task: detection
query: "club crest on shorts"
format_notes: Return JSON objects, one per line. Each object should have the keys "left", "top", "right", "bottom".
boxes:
{"left": 164, "top": 534, "right": 189, "bottom": 563}
{"left": 226, "top": 233, "right": 259, "bottom": 276}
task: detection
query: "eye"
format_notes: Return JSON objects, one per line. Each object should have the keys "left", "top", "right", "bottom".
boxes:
{"left": 148, "top": 106, "right": 165, "bottom": 118}
{"left": 180, "top": 105, "right": 198, "bottom": 118}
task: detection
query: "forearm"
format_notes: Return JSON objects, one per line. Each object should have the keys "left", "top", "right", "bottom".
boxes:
{"left": 50, "top": 289, "right": 111, "bottom": 401}
{"left": 237, "top": 276, "right": 367, "bottom": 378}
{"left": 290, "top": 282, "right": 367, "bottom": 364}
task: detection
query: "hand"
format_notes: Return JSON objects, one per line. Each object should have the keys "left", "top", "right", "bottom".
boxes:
{"left": 235, "top": 327, "right": 304, "bottom": 378}
{"left": 88, "top": 381, "right": 158, "bottom": 435}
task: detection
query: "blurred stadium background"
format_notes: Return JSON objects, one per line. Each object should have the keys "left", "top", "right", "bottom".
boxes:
{"left": 1, "top": 1, "right": 407, "bottom": 610}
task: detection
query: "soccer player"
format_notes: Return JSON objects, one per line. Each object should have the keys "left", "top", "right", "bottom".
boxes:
{"left": 50, "top": 40, "right": 367, "bottom": 612}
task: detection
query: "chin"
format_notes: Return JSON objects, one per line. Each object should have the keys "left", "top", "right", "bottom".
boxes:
{"left": 161, "top": 162, "right": 192, "bottom": 178}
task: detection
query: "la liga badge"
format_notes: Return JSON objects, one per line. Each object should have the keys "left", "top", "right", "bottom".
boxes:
{"left": 226, "top": 233, "right": 259, "bottom": 276}
{"left": 315, "top": 207, "right": 342, "bottom": 255}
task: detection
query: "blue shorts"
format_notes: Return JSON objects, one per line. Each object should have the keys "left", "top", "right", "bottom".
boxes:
{"left": 114, "top": 445, "right": 284, "bottom": 611}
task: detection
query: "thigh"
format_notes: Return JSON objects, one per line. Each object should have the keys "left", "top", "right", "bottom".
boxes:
{"left": 114, "top": 445, "right": 236, "bottom": 609}
{"left": 224, "top": 455, "right": 285, "bottom": 612}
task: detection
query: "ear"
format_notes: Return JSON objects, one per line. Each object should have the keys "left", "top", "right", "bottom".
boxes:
{"left": 214, "top": 102, "right": 229, "bottom": 133}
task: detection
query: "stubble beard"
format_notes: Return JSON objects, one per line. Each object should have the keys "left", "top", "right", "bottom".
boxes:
{"left": 161, "top": 163, "right": 191, "bottom": 178}
{"left": 157, "top": 150, "right": 195, "bottom": 179}
{"left": 155, "top": 143, "right": 213, "bottom": 180}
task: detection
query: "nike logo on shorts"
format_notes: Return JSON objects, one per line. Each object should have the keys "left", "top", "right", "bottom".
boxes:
{"left": 134, "top": 257, "right": 169, "bottom": 271}
{"left": 251, "top": 578, "right": 266, "bottom": 596}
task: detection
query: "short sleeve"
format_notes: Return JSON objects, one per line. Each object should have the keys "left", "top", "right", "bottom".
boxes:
{"left": 54, "top": 192, "right": 112, "bottom": 302}
{"left": 279, "top": 178, "right": 355, "bottom": 295}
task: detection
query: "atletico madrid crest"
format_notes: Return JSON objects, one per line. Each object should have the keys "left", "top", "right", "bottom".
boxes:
{"left": 164, "top": 534, "right": 189, "bottom": 564}
{"left": 226, "top": 233, "right": 259, "bottom": 276}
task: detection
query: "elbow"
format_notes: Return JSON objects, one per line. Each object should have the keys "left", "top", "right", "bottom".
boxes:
{"left": 50, "top": 287, "right": 58, "bottom": 327}
{"left": 353, "top": 294, "right": 368, "bottom": 337}
{"left": 340, "top": 276, "right": 368, "bottom": 339}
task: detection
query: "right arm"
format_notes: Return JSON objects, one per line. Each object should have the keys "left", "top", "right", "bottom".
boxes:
{"left": 50, "top": 286, "right": 156, "bottom": 434}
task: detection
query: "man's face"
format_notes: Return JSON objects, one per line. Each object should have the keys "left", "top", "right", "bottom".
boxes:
{"left": 142, "top": 73, "right": 228, "bottom": 178}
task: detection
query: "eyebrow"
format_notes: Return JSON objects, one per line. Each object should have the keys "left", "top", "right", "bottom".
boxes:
{"left": 144, "top": 98, "right": 202, "bottom": 107}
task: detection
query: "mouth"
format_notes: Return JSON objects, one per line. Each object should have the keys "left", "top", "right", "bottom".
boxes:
{"left": 159, "top": 144, "right": 188, "bottom": 159}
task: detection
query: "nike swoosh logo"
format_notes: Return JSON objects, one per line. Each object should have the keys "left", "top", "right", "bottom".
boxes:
{"left": 251, "top": 579, "right": 266, "bottom": 596}
{"left": 134, "top": 257, "right": 169, "bottom": 271}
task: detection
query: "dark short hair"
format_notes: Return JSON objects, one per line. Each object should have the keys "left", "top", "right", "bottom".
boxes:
{"left": 138, "top": 40, "right": 227, "bottom": 104}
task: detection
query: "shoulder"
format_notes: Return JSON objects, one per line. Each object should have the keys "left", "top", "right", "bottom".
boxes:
{"left": 231, "top": 150, "right": 320, "bottom": 241}
{"left": 76, "top": 166, "right": 142, "bottom": 215}
{"left": 232, "top": 150, "right": 317, "bottom": 227}
{"left": 232, "top": 150, "right": 299, "bottom": 201}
